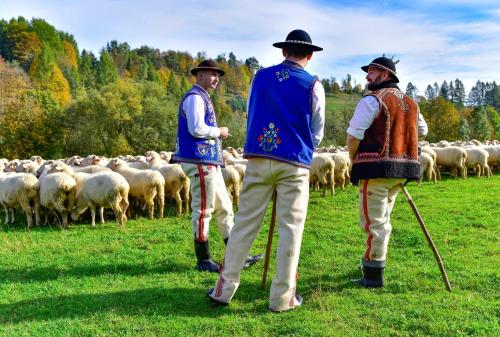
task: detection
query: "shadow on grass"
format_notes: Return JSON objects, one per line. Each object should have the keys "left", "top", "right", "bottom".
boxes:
{"left": 0, "top": 286, "right": 242, "bottom": 324}
{"left": 0, "top": 262, "right": 192, "bottom": 283}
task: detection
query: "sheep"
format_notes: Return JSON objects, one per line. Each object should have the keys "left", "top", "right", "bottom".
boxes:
{"left": 421, "top": 146, "right": 440, "bottom": 179}
{"left": 0, "top": 171, "right": 40, "bottom": 228}
{"left": 222, "top": 165, "right": 241, "bottom": 206}
{"left": 160, "top": 151, "right": 174, "bottom": 163}
{"left": 483, "top": 146, "right": 500, "bottom": 171}
{"left": 107, "top": 159, "right": 165, "bottom": 219}
{"left": 157, "top": 164, "right": 190, "bottom": 215}
{"left": 232, "top": 163, "right": 246, "bottom": 189}
{"left": 145, "top": 151, "right": 190, "bottom": 215}
{"left": 419, "top": 152, "right": 437, "bottom": 183}
{"left": 432, "top": 146, "right": 467, "bottom": 178}
{"left": 464, "top": 148, "right": 491, "bottom": 178}
{"left": 74, "top": 165, "right": 112, "bottom": 174}
{"left": 310, "top": 154, "right": 335, "bottom": 196}
{"left": 71, "top": 172, "right": 130, "bottom": 227}
{"left": 40, "top": 163, "right": 77, "bottom": 228}
{"left": 323, "top": 152, "right": 350, "bottom": 190}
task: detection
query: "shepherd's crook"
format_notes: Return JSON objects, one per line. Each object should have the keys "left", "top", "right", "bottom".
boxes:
{"left": 262, "top": 189, "right": 277, "bottom": 290}
{"left": 398, "top": 183, "right": 452, "bottom": 291}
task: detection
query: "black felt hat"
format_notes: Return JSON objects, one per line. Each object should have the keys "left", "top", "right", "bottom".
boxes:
{"left": 191, "top": 60, "right": 225, "bottom": 76}
{"left": 361, "top": 56, "right": 399, "bottom": 83}
{"left": 273, "top": 29, "right": 323, "bottom": 52}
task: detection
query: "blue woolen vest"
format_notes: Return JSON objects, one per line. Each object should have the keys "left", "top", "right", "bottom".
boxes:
{"left": 244, "top": 61, "right": 317, "bottom": 168}
{"left": 173, "top": 85, "right": 223, "bottom": 165}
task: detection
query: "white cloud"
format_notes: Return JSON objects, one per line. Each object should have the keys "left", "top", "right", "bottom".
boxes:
{"left": 1, "top": 0, "right": 498, "bottom": 93}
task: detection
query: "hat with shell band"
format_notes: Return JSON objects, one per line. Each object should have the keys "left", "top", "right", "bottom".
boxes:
{"left": 361, "top": 56, "right": 399, "bottom": 83}
{"left": 273, "top": 29, "right": 323, "bottom": 52}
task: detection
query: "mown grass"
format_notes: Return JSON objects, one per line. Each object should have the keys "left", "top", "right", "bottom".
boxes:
{"left": 1, "top": 175, "right": 499, "bottom": 336}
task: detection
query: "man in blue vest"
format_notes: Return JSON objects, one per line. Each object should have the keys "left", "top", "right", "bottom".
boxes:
{"left": 174, "top": 60, "right": 262, "bottom": 272}
{"left": 207, "top": 30, "right": 325, "bottom": 312}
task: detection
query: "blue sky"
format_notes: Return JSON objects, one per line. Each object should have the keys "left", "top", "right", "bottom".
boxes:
{"left": 1, "top": 0, "right": 499, "bottom": 93}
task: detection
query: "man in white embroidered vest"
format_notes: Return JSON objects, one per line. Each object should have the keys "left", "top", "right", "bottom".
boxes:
{"left": 347, "top": 56, "right": 428, "bottom": 287}
{"left": 207, "top": 29, "right": 325, "bottom": 312}
{"left": 173, "top": 60, "right": 262, "bottom": 273}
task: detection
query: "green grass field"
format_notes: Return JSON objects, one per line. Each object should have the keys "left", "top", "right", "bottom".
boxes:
{"left": 1, "top": 175, "right": 499, "bottom": 336}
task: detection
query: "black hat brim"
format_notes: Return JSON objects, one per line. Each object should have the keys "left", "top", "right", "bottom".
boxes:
{"left": 273, "top": 42, "right": 323, "bottom": 52}
{"left": 361, "top": 65, "right": 399, "bottom": 83}
{"left": 191, "top": 67, "right": 225, "bottom": 76}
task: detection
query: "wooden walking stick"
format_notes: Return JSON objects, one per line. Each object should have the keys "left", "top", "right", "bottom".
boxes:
{"left": 398, "top": 184, "right": 452, "bottom": 291}
{"left": 262, "top": 189, "right": 277, "bottom": 290}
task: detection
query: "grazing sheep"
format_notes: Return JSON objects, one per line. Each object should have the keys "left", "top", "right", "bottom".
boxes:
{"left": 222, "top": 165, "right": 241, "bottom": 206}
{"left": 483, "top": 146, "right": 500, "bottom": 171}
{"left": 232, "top": 163, "right": 246, "bottom": 190}
{"left": 464, "top": 147, "right": 491, "bottom": 178}
{"left": 419, "top": 152, "right": 437, "bottom": 183}
{"left": 421, "top": 146, "right": 440, "bottom": 179}
{"left": 107, "top": 159, "right": 165, "bottom": 219}
{"left": 323, "top": 152, "right": 350, "bottom": 190}
{"left": 71, "top": 172, "right": 130, "bottom": 227}
{"left": 40, "top": 163, "right": 77, "bottom": 229}
{"left": 432, "top": 146, "right": 467, "bottom": 178}
{"left": 74, "top": 165, "right": 112, "bottom": 174}
{"left": 160, "top": 151, "right": 174, "bottom": 163}
{"left": 310, "top": 154, "right": 335, "bottom": 196}
{"left": 0, "top": 171, "right": 40, "bottom": 228}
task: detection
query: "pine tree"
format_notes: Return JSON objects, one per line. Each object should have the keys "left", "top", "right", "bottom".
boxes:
{"left": 439, "top": 80, "right": 449, "bottom": 100}
{"left": 453, "top": 79, "right": 465, "bottom": 109}
{"left": 425, "top": 85, "right": 435, "bottom": 100}
{"left": 433, "top": 82, "right": 440, "bottom": 98}
{"left": 166, "top": 73, "right": 180, "bottom": 98}
{"left": 458, "top": 117, "right": 471, "bottom": 141}
{"left": 96, "top": 51, "right": 118, "bottom": 87}
{"left": 405, "top": 82, "right": 417, "bottom": 99}
{"left": 469, "top": 106, "right": 491, "bottom": 140}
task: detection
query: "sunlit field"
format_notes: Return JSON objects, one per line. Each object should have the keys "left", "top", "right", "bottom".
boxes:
{"left": 1, "top": 174, "right": 499, "bottom": 336}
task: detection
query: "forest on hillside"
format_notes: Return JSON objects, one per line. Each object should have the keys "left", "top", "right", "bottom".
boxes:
{"left": 0, "top": 17, "right": 499, "bottom": 158}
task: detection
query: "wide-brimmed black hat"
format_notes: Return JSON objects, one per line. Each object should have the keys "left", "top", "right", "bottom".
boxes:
{"left": 273, "top": 29, "right": 323, "bottom": 52}
{"left": 361, "top": 56, "right": 399, "bottom": 83}
{"left": 191, "top": 60, "right": 225, "bottom": 76}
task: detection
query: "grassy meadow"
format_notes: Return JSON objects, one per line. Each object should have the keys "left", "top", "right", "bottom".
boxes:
{"left": 0, "top": 174, "right": 499, "bottom": 336}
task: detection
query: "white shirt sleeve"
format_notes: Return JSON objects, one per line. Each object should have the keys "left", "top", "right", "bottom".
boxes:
{"left": 347, "top": 96, "right": 380, "bottom": 140}
{"left": 417, "top": 107, "right": 428, "bottom": 137}
{"left": 311, "top": 81, "right": 325, "bottom": 147}
{"left": 183, "top": 94, "right": 220, "bottom": 139}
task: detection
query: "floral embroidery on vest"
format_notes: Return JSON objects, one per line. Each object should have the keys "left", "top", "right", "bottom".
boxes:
{"left": 257, "top": 123, "right": 282, "bottom": 152}
{"left": 275, "top": 69, "right": 290, "bottom": 82}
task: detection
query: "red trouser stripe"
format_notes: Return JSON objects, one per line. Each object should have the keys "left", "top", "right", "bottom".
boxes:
{"left": 197, "top": 164, "right": 206, "bottom": 241}
{"left": 362, "top": 179, "right": 373, "bottom": 260}
{"left": 215, "top": 262, "right": 225, "bottom": 297}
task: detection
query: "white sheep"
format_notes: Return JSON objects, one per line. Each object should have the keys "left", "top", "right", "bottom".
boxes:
{"left": 222, "top": 165, "right": 241, "bottom": 206}
{"left": 420, "top": 146, "right": 440, "bottom": 179}
{"left": 483, "top": 146, "right": 500, "bottom": 171}
{"left": 71, "top": 172, "right": 130, "bottom": 227}
{"left": 40, "top": 163, "right": 77, "bottom": 229}
{"left": 431, "top": 146, "right": 467, "bottom": 178}
{"left": 74, "top": 165, "right": 112, "bottom": 174}
{"left": 107, "top": 159, "right": 165, "bottom": 219}
{"left": 323, "top": 152, "right": 350, "bottom": 190}
{"left": 419, "top": 152, "right": 437, "bottom": 183}
{"left": 310, "top": 154, "right": 335, "bottom": 196}
{"left": 464, "top": 147, "right": 491, "bottom": 178}
{"left": 0, "top": 171, "right": 40, "bottom": 228}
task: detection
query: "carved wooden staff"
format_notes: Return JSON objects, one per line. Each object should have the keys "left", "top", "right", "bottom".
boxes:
{"left": 261, "top": 190, "right": 277, "bottom": 290}
{"left": 398, "top": 184, "right": 452, "bottom": 291}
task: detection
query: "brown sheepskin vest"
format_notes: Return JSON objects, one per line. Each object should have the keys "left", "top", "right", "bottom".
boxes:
{"left": 350, "top": 88, "right": 420, "bottom": 185}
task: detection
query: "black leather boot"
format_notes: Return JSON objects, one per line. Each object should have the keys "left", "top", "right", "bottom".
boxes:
{"left": 353, "top": 265, "right": 385, "bottom": 288}
{"left": 194, "top": 240, "right": 219, "bottom": 272}
{"left": 223, "top": 238, "right": 264, "bottom": 269}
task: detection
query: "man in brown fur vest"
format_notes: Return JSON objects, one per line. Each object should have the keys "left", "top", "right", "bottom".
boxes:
{"left": 346, "top": 56, "right": 428, "bottom": 287}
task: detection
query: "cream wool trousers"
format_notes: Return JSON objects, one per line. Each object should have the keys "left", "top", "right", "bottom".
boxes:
{"left": 181, "top": 163, "right": 234, "bottom": 241}
{"left": 209, "top": 158, "right": 310, "bottom": 312}
{"left": 358, "top": 178, "right": 406, "bottom": 263}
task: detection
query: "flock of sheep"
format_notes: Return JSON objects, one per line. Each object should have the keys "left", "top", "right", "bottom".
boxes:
{"left": 0, "top": 139, "right": 498, "bottom": 229}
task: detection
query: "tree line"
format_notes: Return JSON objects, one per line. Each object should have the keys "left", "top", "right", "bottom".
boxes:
{"left": 1, "top": 17, "right": 499, "bottom": 159}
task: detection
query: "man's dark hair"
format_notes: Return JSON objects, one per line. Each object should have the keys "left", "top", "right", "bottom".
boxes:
{"left": 283, "top": 46, "right": 313, "bottom": 58}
